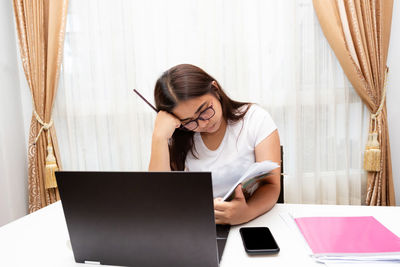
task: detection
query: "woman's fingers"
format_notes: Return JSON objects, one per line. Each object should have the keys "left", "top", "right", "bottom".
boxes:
{"left": 153, "top": 111, "right": 181, "bottom": 140}
{"left": 214, "top": 210, "right": 224, "bottom": 217}
{"left": 214, "top": 198, "right": 228, "bottom": 211}
{"left": 214, "top": 210, "right": 228, "bottom": 224}
{"left": 214, "top": 190, "right": 250, "bottom": 225}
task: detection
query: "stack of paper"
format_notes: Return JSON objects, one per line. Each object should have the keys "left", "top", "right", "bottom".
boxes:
{"left": 288, "top": 215, "right": 400, "bottom": 264}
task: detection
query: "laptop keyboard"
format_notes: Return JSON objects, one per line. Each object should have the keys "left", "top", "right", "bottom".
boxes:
{"left": 216, "top": 224, "right": 231, "bottom": 262}
{"left": 216, "top": 224, "right": 230, "bottom": 238}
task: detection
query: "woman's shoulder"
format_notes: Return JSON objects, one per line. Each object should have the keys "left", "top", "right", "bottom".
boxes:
{"left": 242, "top": 103, "right": 270, "bottom": 120}
{"left": 229, "top": 103, "right": 270, "bottom": 124}
{"left": 228, "top": 104, "right": 272, "bottom": 130}
{"left": 242, "top": 104, "right": 276, "bottom": 134}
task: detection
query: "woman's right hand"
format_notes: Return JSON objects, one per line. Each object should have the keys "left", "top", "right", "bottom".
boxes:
{"left": 152, "top": 111, "right": 182, "bottom": 140}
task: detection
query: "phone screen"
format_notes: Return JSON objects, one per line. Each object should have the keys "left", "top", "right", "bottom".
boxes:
{"left": 239, "top": 227, "right": 280, "bottom": 254}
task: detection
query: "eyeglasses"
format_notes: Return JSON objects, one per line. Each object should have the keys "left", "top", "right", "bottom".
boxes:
{"left": 181, "top": 105, "right": 215, "bottom": 131}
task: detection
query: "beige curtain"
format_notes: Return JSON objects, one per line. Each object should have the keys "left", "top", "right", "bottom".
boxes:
{"left": 13, "top": 0, "right": 69, "bottom": 212}
{"left": 313, "top": 0, "right": 395, "bottom": 205}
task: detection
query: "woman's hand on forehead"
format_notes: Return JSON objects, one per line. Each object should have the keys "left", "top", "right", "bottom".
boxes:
{"left": 152, "top": 111, "right": 182, "bottom": 140}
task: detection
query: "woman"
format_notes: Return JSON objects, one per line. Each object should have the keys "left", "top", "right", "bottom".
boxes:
{"left": 149, "top": 64, "right": 281, "bottom": 225}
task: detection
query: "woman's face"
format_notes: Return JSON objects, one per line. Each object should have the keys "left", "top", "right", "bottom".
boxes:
{"left": 172, "top": 93, "right": 224, "bottom": 134}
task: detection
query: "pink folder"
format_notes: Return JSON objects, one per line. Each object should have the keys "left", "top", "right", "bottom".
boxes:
{"left": 294, "top": 216, "right": 400, "bottom": 255}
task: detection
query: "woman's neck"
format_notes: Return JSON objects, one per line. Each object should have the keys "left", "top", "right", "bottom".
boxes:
{"left": 200, "top": 119, "right": 227, "bottom": 151}
{"left": 202, "top": 118, "right": 227, "bottom": 137}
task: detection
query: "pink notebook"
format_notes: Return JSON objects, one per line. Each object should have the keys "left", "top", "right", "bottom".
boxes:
{"left": 294, "top": 216, "right": 400, "bottom": 255}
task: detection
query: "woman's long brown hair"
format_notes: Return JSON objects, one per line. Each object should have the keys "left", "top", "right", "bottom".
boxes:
{"left": 154, "top": 64, "right": 250, "bottom": 170}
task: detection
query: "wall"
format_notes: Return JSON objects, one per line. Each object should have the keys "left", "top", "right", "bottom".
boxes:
{"left": 0, "top": 0, "right": 28, "bottom": 226}
{"left": 387, "top": 0, "right": 400, "bottom": 205}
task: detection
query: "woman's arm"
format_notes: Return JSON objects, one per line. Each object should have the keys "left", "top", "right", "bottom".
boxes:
{"left": 148, "top": 111, "right": 181, "bottom": 171}
{"left": 148, "top": 136, "right": 171, "bottom": 171}
{"left": 246, "top": 129, "right": 281, "bottom": 217}
{"left": 214, "top": 130, "right": 281, "bottom": 225}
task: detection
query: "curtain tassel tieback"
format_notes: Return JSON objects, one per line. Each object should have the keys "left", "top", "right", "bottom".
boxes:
{"left": 33, "top": 110, "right": 58, "bottom": 189}
{"left": 364, "top": 130, "right": 381, "bottom": 172}
{"left": 363, "top": 68, "right": 388, "bottom": 172}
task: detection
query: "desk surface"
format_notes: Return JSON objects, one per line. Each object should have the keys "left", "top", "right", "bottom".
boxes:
{"left": 1, "top": 202, "right": 400, "bottom": 267}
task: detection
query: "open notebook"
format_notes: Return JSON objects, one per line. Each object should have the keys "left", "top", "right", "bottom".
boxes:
{"left": 282, "top": 214, "right": 400, "bottom": 264}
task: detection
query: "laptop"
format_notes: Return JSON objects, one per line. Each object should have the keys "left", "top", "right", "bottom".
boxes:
{"left": 56, "top": 171, "right": 230, "bottom": 267}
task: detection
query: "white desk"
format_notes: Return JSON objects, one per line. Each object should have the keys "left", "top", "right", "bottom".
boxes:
{"left": 1, "top": 202, "right": 400, "bottom": 267}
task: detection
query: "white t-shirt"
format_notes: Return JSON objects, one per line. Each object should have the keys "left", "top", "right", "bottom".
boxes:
{"left": 185, "top": 104, "right": 277, "bottom": 198}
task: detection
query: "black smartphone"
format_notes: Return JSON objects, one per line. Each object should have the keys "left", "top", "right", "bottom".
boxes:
{"left": 239, "top": 227, "right": 280, "bottom": 255}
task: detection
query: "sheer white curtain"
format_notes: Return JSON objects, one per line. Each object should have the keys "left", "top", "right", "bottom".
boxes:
{"left": 53, "top": 0, "right": 368, "bottom": 205}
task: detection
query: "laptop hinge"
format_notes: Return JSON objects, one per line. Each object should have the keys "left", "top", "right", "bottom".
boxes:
{"left": 84, "top": 260, "right": 101, "bottom": 265}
